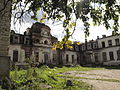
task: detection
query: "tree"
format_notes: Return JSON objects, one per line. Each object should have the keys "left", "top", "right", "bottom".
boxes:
{"left": 0, "top": 0, "right": 11, "bottom": 55}
{"left": 0, "top": 0, "right": 11, "bottom": 85}
{"left": 1, "top": 0, "right": 120, "bottom": 48}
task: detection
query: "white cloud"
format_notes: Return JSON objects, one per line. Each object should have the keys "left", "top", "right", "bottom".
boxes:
{"left": 11, "top": 9, "right": 119, "bottom": 43}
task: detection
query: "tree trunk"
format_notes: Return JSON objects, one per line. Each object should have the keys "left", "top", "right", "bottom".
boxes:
{"left": 0, "top": 0, "right": 11, "bottom": 79}
{"left": 0, "top": 0, "right": 11, "bottom": 56}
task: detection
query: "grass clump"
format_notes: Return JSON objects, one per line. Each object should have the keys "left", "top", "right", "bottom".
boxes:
{"left": 10, "top": 65, "right": 102, "bottom": 90}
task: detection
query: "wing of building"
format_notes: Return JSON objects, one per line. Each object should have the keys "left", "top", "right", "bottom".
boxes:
{"left": 9, "top": 22, "right": 81, "bottom": 67}
{"left": 80, "top": 35, "right": 120, "bottom": 66}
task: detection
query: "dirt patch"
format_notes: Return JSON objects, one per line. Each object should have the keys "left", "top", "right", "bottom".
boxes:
{"left": 62, "top": 69, "right": 120, "bottom": 90}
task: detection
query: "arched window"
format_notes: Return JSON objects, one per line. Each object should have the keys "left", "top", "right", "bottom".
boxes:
{"left": 44, "top": 53, "right": 48, "bottom": 64}
{"left": 44, "top": 40, "right": 48, "bottom": 44}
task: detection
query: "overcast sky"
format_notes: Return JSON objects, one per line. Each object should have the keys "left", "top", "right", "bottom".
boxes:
{"left": 11, "top": 8, "right": 119, "bottom": 43}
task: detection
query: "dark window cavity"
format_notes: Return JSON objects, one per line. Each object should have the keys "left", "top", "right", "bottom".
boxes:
{"left": 109, "top": 52, "right": 114, "bottom": 60}
{"left": 102, "top": 42, "right": 105, "bottom": 48}
{"left": 117, "top": 50, "right": 120, "bottom": 60}
{"left": 35, "top": 52, "right": 39, "bottom": 62}
{"left": 13, "top": 50, "right": 18, "bottom": 62}
{"left": 102, "top": 52, "right": 107, "bottom": 62}
{"left": 108, "top": 40, "right": 112, "bottom": 46}
{"left": 115, "top": 39, "right": 119, "bottom": 45}
{"left": 72, "top": 55, "right": 74, "bottom": 63}
{"left": 66, "top": 54, "right": 69, "bottom": 63}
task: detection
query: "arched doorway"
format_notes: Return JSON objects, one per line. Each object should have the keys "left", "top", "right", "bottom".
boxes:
{"left": 13, "top": 50, "right": 18, "bottom": 62}
{"left": 44, "top": 53, "right": 48, "bottom": 64}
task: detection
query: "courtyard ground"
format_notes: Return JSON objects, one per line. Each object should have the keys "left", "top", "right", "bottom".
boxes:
{"left": 61, "top": 69, "right": 120, "bottom": 90}
{"left": 8, "top": 66, "right": 120, "bottom": 90}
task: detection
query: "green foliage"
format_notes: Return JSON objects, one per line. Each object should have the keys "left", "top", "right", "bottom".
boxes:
{"left": 10, "top": 66, "right": 103, "bottom": 90}
{"left": 11, "top": 0, "right": 120, "bottom": 49}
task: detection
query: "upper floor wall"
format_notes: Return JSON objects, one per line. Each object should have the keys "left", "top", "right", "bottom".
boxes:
{"left": 10, "top": 22, "right": 58, "bottom": 47}
{"left": 80, "top": 41, "right": 98, "bottom": 51}
{"left": 97, "top": 35, "right": 120, "bottom": 48}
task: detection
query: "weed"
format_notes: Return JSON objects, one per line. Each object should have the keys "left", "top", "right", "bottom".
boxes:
{"left": 9, "top": 66, "right": 102, "bottom": 90}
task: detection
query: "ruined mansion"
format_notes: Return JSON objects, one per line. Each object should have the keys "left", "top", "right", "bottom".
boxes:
{"left": 9, "top": 22, "right": 120, "bottom": 66}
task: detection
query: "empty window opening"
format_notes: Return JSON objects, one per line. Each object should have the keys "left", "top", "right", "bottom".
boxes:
{"left": 35, "top": 52, "right": 39, "bottom": 62}
{"left": 102, "top": 42, "right": 105, "bottom": 48}
{"left": 13, "top": 50, "right": 18, "bottom": 62}
{"left": 108, "top": 40, "right": 112, "bottom": 46}
{"left": 117, "top": 50, "right": 120, "bottom": 60}
{"left": 72, "top": 55, "right": 74, "bottom": 63}
{"left": 115, "top": 39, "right": 119, "bottom": 45}
{"left": 102, "top": 52, "right": 107, "bottom": 62}
{"left": 109, "top": 52, "right": 114, "bottom": 60}
{"left": 44, "top": 40, "right": 48, "bottom": 44}
{"left": 66, "top": 54, "right": 69, "bottom": 63}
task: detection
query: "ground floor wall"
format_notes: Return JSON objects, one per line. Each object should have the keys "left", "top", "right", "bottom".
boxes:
{"left": 60, "top": 50, "right": 80, "bottom": 65}
{"left": 82, "top": 46, "right": 120, "bottom": 66}
{"left": 8, "top": 45, "right": 80, "bottom": 66}
{"left": 98, "top": 47, "right": 120, "bottom": 65}
{"left": 9, "top": 45, "right": 25, "bottom": 63}
{"left": 31, "top": 47, "right": 54, "bottom": 64}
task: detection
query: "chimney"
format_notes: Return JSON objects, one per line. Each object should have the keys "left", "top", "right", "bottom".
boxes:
{"left": 102, "top": 35, "right": 106, "bottom": 38}
{"left": 97, "top": 36, "right": 99, "bottom": 39}
{"left": 24, "top": 31, "right": 26, "bottom": 35}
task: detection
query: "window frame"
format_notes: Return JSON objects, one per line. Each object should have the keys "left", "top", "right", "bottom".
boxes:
{"left": 109, "top": 51, "right": 114, "bottom": 60}
{"left": 115, "top": 39, "right": 119, "bottom": 46}
{"left": 108, "top": 40, "right": 112, "bottom": 46}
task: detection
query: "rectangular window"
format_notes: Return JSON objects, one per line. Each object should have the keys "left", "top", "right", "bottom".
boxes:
{"left": 25, "top": 51, "right": 30, "bottom": 58}
{"left": 15, "top": 36, "right": 18, "bottom": 39}
{"left": 77, "top": 55, "right": 79, "bottom": 63}
{"left": 35, "top": 52, "right": 39, "bottom": 62}
{"left": 115, "top": 39, "right": 119, "bottom": 45}
{"left": 75, "top": 45, "right": 79, "bottom": 51}
{"left": 66, "top": 54, "right": 69, "bottom": 63}
{"left": 117, "top": 50, "right": 120, "bottom": 60}
{"left": 102, "top": 52, "right": 107, "bottom": 62}
{"left": 53, "top": 54, "right": 56, "bottom": 62}
{"left": 14, "top": 36, "right": 19, "bottom": 43}
{"left": 109, "top": 52, "right": 114, "bottom": 60}
{"left": 108, "top": 40, "right": 112, "bottom": 46}
{"left": 102, "top": 42, "right": 105, "bottom": 48}
{"left": 72, "top": 55, "right": 74, "bottom": 63}
{"left": 13, "top": 50, "right": 18, "bottom": 62}
{"left": 87, "top": 44, "right": 91, "bottom": 49}
{"left": 82, "top": 45, "right": 85, "bottom": 50}
{"left": 93, "top": 43, "right": 97, "bottom": 48}
{"left": 94, "top": 53, "right": 98, "bottom": 62}
{"left": 25, "top": 38, "right": 29, "bottom": 44}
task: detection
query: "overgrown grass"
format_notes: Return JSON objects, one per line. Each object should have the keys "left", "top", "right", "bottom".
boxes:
{"left": 10, "top": 66, "right": 103, "bottom": 90}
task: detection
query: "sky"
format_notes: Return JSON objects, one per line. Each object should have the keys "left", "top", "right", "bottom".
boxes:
{"left": 11, "top": 12, "right": 115, "bottom": 43}
{"left": 11, "top": 1, "right": 120, "bottom": 43}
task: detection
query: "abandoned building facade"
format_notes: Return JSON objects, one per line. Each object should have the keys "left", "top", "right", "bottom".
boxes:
{"left": 8, "top": 22, "right": 120, "bottom": 66}
{"left": 80, "top": 35, "right": 120, "bottom": 66}
{"left": 9, "top": 22, "right": 80, "bottom": 66}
